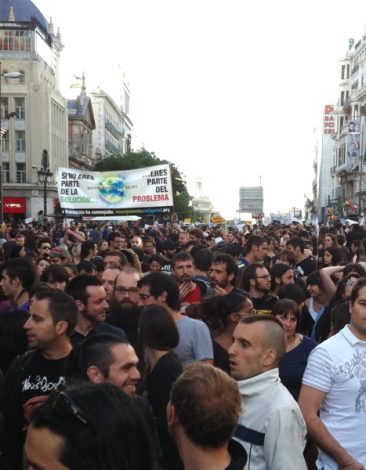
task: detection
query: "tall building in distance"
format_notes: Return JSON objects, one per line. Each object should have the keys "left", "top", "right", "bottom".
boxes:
{"left": 189, "top": 175, "right": 214, "bottom": 223}
{"left": 238, "top": 186, "right": 264, "bottom": 221}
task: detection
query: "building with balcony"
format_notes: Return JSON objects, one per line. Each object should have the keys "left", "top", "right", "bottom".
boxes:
{"left": 91, "top": 81, "right": 133, "bottom": 160}
{"left": 330, "top": 34, "right": 366, "bottom": 219}
{"left": 0, "top": 0, "right": 68, "bottom": 219}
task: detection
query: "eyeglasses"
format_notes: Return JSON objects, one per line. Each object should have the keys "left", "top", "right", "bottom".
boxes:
{"left": 114, "top": 286, "right": 139, "bottom": 295}
{"left": 139, "top": 292, "right": 153, "bottom": 301}
{"left": 41, "top": 245, "right": 51, "bottom": 250}
{"left": 255, "top": 274, "right": 271, "bottom": 280}
{"left": 48, "top": 391, "right": 88, "bottom": 425}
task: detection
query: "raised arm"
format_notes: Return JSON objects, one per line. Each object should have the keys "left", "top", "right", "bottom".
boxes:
{"left": 319, "top": 265, "right": 345, "bottom": 297}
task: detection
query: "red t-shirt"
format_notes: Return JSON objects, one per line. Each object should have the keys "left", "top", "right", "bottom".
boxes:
{"left": 183, "top": 283, "right": 203, "bottom": 305}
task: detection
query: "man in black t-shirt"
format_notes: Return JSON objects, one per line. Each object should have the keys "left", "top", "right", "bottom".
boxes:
{"left": 0, "top": 288, "right": 77, "bottom": 470}
{"left": 286, "top": 237, "right": 316, "bottom": 283}
{"left": 240, "top": 263, "right": 277, "bottom": 315}
{"left": 67, "top": 274, "right": 127, "bottom": 348}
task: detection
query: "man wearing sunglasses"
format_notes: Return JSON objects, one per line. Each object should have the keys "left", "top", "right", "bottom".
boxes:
{"left": 0, "top": 288, "right": 77, "bottom": 470}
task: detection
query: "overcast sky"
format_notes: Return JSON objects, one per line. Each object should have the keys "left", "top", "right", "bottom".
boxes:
{"left": 34, "top": 0, "right": 366, "bottom": 218}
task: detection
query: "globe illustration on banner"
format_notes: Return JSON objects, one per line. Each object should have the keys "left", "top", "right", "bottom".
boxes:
{"left": 98, "top": 176, "right": 125, "bottom": 203}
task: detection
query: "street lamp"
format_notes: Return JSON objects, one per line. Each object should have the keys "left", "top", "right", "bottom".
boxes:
{"left": 0, "top": 61, "right": 23, "bottom": 227}
{"left": 36, "top": 149, "right": 53, "bottom": 226}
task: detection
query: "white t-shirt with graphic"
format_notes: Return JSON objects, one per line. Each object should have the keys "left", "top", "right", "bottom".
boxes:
{"left": 303, "top": 325, "right": 366, "bottom": 470}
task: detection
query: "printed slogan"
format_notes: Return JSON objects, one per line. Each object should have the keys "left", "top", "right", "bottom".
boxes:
{"left": 57, "top": 165, "right": 174, "bottom": 216}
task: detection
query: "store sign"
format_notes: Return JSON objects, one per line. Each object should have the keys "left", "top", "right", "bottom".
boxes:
{"left": 323, "top": 105, "right": 335, "bottom": 135}
{"left": 4, "top": 197, "right": 26, "bottom": 213}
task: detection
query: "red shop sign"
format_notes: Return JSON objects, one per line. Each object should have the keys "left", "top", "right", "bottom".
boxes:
{"left": 4, "top": 197, "right": 27, "bottom": 213}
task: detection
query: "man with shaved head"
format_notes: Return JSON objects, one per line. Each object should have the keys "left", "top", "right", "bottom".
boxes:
{"left": 229, "top": 315, "right": 307, "bottom": 469}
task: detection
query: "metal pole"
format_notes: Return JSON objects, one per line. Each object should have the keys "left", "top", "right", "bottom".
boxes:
{"left": 42, "top": 149, "right": 49, "bottom": 226}
{"left": 0, "top": 61, "right": 3, "bottom": 229}
{"left": 43, "top": 171, "right": 47, "bottom": 226}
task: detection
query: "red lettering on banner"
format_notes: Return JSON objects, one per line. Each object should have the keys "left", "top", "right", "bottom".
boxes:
{"left": 133, "top": 194, "right": 169, "bottom": 203}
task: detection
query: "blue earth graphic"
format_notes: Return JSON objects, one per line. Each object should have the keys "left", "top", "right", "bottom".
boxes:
{"left": 99, "top": 176, "right": 125, "bottom": 203}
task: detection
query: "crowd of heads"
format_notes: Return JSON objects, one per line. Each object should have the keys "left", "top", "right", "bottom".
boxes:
{"left": 1, "top": 217, "right": 366, "bottom": 469}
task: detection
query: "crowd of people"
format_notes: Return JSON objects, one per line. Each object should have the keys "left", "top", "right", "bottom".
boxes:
{"left": 0, "top": 217, "right": 365, "bottom": 469}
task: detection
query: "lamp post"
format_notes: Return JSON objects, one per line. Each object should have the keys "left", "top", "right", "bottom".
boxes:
{"left": 0, "top": 62, "right": 23, "bottom": 227}
{"left": 37, "top": 149, "right": 53, "bottom": 226}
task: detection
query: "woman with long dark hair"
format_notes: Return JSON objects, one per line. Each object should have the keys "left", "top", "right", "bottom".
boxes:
{"left": 138, "top": 304, "right": 183, "bottom": 470}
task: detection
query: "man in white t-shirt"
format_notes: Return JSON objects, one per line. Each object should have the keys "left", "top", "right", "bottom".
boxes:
{"left": 299, "top": 278, "right": 366, "bottom": 470}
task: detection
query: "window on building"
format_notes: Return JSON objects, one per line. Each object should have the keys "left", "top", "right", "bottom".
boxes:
{"left": 0, "top": 97, "right": 8, "bottom": 119}
{"left": 15, "top": 98, "right": 25, "bottom": 119}
{"left": 340, "top": 116, "right": 344, "bottom": 129}
{"left": 341, "top": 64, "right": 346, "bottom": 80}
{"left": 15, "top": 131, "right": 25, "bottom": 152}
{"left": 347, "top": 64, "right": 350, "bottom": 78}
{"left": 340, "top": 91, "right": 345, "bottom": 106}
{"left": 2, "top": 162, "right": 10, "bottom": 183}
{"left": 16, "top": 163, "right": 26, "bottom": 183}
{"left": 0, "top": 30, "right": 31, "bottom": 51}
{"left": 2, "top": 132, "right": 9, "bottom": 152}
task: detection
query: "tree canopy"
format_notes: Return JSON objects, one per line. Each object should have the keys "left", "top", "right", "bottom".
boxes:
{"left": 93, "top": 149, "right": 192, "bottom": 218}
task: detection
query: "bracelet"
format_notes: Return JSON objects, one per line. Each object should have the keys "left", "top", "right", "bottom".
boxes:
{"left": 340, "top": 458, "right": 353, "bottom": 468}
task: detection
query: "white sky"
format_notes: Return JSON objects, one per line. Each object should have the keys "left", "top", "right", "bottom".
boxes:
{"left": 34, "top": 0, "right": 366, "bottom": 219}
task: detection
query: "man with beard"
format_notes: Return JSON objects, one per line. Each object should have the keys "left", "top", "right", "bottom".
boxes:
{"left": 240, "top": 263, "right": 277, "bottom": 315}
{"left": 67, "top": 274, "right": 126, "bottom": 348}
{"left": 106, "top": 267, "right": 141, "bottom": 351}
{"left": 172, "top": 252, "right": 205, "bottom": 311}
{"left": 209, "top": 253, "right": 246, "bottom": 296}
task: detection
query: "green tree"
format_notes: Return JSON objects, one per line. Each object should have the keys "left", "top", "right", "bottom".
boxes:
{"left": 94, "top": 149, "right": 192, "bottom": 219}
